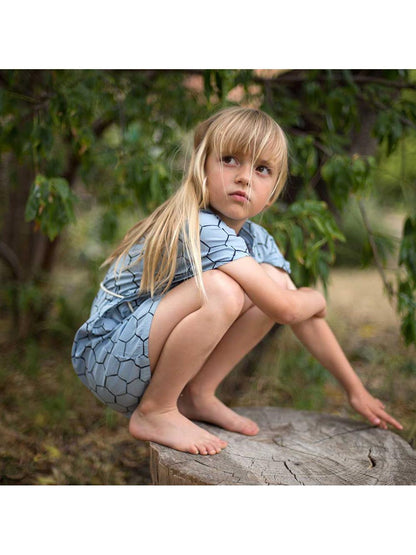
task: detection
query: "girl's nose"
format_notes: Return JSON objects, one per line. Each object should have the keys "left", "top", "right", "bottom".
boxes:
{"left": 235, "top": 165, "right": 251, "bottom": 186}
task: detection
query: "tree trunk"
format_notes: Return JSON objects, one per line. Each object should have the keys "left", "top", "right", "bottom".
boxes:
{"left": 0, "top": 152, "right": 60, "bottom": 337}
{"left": 150, "top": 407, "right": 416, "bottom": 485}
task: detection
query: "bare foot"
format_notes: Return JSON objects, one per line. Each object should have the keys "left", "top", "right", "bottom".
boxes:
{"left": 178, "top": 391, "right": 259, "bottom": 436}
{"left": 128, "top": 405, "right": 227, "bottom": 455}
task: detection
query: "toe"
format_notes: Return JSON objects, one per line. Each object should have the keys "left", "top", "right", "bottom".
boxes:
{"left": 244, "top": 421, "right": 259, "bottom": 435}
{"left": 207, "top": 443, "right": 221, "bottom": 455}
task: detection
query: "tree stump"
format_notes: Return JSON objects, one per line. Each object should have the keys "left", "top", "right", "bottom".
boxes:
{"left": 149, "top": 407, "right": 416, "bottom": 485}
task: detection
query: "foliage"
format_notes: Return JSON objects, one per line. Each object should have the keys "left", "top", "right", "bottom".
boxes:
{"left": 25, "top": 174, "right": 77, "bottom": 240}
{"left": 1, "top": 69, "right": 416, "bottom": 345}
{"left": 321, "top": 154, "right": 376, "bottom": 208}
{"left": 332, "top": 199, "right": 397, "bottom": 268}
{"left": 258, "top": 200, "right": 345, "bottom": 292}
{"left": 374, "top": 129, "right": 416, "bottom": 208}
{"left": 398, "top": 216, "right": 416, "bottom": 344}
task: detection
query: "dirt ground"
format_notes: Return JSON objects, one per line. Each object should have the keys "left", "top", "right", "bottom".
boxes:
{"left": 327, "top": 268, "right": 400, "bottom": 334}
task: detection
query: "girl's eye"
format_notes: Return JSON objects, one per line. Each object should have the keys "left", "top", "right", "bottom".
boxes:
{"left": 221, "top": 156, "right": 238, "bottom": 165}
{"left": 257, "top": 165, "right": 271, "bottom": 175}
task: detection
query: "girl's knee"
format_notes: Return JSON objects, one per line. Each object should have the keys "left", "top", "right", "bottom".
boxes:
{"left": 203, "top": 270, "right": 245, "bottom": 317}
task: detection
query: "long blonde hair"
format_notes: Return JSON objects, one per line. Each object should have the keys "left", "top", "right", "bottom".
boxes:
{"left": 102, "top": 106, "right": 288, "bottom": 297}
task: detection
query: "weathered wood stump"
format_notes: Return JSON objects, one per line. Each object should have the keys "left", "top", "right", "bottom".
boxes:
{"left": 150, "top": 407, "right": 416, "bottom": 485}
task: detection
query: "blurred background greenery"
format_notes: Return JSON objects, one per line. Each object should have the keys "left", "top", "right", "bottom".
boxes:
{"left": 1, "top": 69, "right": 415, "bottom": 484}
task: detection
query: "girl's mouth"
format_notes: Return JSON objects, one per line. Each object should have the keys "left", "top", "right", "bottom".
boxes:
{"left": 230, "top": 191, "right": 249, "bottom": 202}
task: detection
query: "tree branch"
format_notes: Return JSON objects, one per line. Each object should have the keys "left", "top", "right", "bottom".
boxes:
{"left": 357, "top": 198, "right": 395, "bottom": 302}
{"left": 289, "top": 128, "right": 333, "bottom": 157}
{"left": 0, "top": 241, "right": 23, "bottom": 282}
{"left": 253, "top": 70, "right": 416, "bottom": 91}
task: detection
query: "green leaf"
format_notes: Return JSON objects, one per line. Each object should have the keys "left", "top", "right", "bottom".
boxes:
{"left": 25, "top": 174, "right": 78, "bottom": 240}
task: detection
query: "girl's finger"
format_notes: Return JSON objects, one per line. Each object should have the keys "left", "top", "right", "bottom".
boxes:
{"left": 361, "top": 408, "right": 381, "bottom": 426}
{"left": 375, "top": 408, "right": 403, "bottom": 430}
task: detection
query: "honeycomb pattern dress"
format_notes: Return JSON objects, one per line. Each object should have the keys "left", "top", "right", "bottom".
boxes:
{"left": 71, "top": 208, "right": 291, "bottom": 416}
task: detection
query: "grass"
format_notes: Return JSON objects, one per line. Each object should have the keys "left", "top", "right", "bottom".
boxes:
{"left": 0, "top": 269, "right": 415, "bottom": 484}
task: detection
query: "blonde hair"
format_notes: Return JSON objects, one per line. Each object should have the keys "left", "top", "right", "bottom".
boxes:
{"left": 102, "top": 106, "right": 288, "bottom": 297}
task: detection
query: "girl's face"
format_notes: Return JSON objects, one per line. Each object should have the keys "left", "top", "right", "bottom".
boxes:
{"left": 204, "top": 149, "right": 277, "bottom": 233}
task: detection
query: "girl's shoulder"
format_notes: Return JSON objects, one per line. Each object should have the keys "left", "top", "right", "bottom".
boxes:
{"left": 199, "top": 208, "right": 236, "bottom": 233}
{"left": 198, "top": 209, "right": 250, "bottom": 262}
{"left": 241, "top": 219, "right": 291, "bottom": 273}
{"left": 241, "top": 218, "right": 272, "bottom": 242}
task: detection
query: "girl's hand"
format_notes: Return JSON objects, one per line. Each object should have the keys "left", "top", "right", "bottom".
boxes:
{"left": 348, "top": 388, "right": 403, "bottom": 431}
{"left": 314, "top": 306, "right": 327, "bottom": 318}
{"left": 298, "top": 287, "right": 327, "bottom": 319}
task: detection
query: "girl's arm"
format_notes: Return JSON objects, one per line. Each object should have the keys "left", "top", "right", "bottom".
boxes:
{"left": 220, "top": 258, "right": 403, "bottom": 431}
{"left": 219, "top": 257, "right": 326, "bottom": 325}
{"left": 292, "top": 317, "right": 403, "bottom": 430}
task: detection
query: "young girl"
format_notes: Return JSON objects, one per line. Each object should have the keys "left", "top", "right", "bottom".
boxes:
{"left": 72, "top": 106, "right": 403, "bottom": 456}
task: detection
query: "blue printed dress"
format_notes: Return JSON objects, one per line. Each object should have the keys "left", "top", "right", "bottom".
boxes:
{"left": 71, "top": 208, "right": 291, "bottom": 415}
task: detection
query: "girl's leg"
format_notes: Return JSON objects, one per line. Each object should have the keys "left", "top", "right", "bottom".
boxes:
{"left": 178, "top": 294, "right": 275, "bottom": 435}
{"left": 129, "top": 270, "right": 246, "bottom": 455}
{"left": 178, "top": 265, "right": 291, "bottom": 434}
